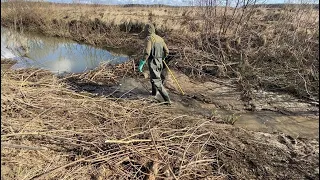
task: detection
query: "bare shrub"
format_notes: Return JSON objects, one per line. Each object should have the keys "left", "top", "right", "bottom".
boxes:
{"left": 181, "top": 0, "right": 319, "bottom": 100}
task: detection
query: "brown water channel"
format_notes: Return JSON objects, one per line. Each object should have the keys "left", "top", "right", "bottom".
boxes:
{"left": 218, "top": 109, "right": 318, "bottom": 138}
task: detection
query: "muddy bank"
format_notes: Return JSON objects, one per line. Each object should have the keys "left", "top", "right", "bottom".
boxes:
{"left": 61, "top": 60, "right": 318, "bottom": 139}
{"left": 1, "top": 62, "right": 319, "bottom": 179}
{"left": 0, "top": 59, "right": 16, "bottom": 70}
{"left": 3, "top": 56, "right": 317, "bottom": 139}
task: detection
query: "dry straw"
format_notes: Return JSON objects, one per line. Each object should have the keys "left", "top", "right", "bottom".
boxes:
{"left": 1, "top": 61, "right": 318, "bottom": 179}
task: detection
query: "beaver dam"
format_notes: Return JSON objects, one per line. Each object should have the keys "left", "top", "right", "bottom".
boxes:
{"left": 1, "top": 1, "right": 319, "bottom": 180}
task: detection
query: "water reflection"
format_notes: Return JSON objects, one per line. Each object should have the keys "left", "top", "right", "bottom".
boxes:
{"left": 1, "top": 27, "right": 129, "bottom": 74}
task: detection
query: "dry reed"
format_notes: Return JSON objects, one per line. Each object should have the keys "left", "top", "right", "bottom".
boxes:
{"left": 1, "top": 61, "right": 319, "bottom": 179}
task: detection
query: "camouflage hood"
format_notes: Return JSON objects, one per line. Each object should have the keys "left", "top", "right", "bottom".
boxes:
{"left": 141, "top": 23, "right": 155, "bottom": 38}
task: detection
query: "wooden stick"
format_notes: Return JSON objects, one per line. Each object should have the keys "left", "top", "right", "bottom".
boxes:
{"left": 31, "top": 158, "right": 86, "bottom": 180}
{"left": 105, "top": 139, "right": 152, "bottom": 144}
{"left": 163, "top": 60, "right": 185, "bottom": 95}
{"left": 1, "top": 142, "right": 45, "bottom": 151}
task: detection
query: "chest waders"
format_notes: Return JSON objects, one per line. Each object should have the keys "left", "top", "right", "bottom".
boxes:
{"left": 147, "top": 36, "right": 171, "bottom": 102}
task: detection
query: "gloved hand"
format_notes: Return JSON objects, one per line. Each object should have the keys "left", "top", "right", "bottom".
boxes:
{"left": 138, "top": 59, "right": 146, "bottom": 72}
{"left": 162, "top": 54, "right": 168, "bottom": 60}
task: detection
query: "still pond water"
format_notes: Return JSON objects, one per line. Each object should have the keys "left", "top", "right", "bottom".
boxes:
{"left": 1, "top": 26, "right": 129, "bottom": 74}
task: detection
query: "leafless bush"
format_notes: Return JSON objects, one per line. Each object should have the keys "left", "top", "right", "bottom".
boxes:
{"left": 184, "top": 0, "right": 319, "bottom": 100}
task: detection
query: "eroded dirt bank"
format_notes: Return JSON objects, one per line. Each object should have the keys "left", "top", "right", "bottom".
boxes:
{"left": 1, "top": 60, "right": 319, "bottom": 179}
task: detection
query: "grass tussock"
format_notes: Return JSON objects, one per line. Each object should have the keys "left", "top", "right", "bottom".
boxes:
{"left": 1, "top": 61, "right": 319, "bottom": 179}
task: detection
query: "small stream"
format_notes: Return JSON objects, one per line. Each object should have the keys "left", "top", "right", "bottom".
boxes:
{"left": 1, "top": 26, "right": 129, "bottom": 74}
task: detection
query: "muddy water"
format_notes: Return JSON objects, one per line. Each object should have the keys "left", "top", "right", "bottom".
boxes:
{"left": 214, "top": 110, "right": 319, "bottom": 139}
{"left": 113, "top": 75, "right": 319, "bottom": 139}
{"left": 192, "top": 104, "right": 318, "bottom": 139}
{"left": 1, "top": 27, "right": 129, "bottom": 74}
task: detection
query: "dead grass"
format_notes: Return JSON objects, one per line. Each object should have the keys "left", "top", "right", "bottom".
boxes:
{"left": 1, "top": 60, "right": 319, "bottom": 179}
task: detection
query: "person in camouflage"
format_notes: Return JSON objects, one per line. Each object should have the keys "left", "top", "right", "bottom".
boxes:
{"left": 140, "top": 23, "right": 171, "bottom": 104}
